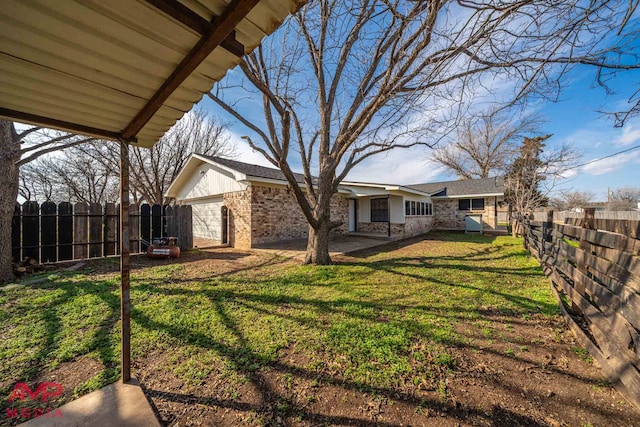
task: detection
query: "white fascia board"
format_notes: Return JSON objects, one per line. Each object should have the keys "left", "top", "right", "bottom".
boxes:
{"left": 243, "top": 176, "right": 356, "bottom": 195}
{"left": 341, "top": 181, "right": 430, "bottom": 197}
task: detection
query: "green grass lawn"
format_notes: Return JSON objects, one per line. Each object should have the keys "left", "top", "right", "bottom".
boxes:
{"left": 0, "top": 233, "right": 559, "bottom": 423}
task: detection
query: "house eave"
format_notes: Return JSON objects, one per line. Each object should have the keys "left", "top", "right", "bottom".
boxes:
{"left": 431, "top": 193, "right": 504, "bottom": 199}
{"left": 341, "top": 182, "right": 431, "bottom": 197}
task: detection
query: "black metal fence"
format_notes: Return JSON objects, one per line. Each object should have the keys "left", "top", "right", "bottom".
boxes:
{"left": 12, "top": 202, "right": 192, "bottom": 264}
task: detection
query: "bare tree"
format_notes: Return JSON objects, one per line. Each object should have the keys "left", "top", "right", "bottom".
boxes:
{"left": 505, "top": 135, "right": 579, "bottom": 235}
{"left": 78, "top": 109, "right": 233, "bottom": 204}
{"left": 0, "top": 121, "right": 96, "bottom": 282}
{"left": 563, "top": 190, "right": 595, "bottom": 211}
{"left": 20, "top": 151, "right": 120, "bottom": 204}
{"left": 209, "top": 0, "right": 639, "bottom": 264}
{"left": 19, "top": 162, "right": 57, "bottom": 202}
{"left": 609, "top": 187, "right": 640, "bottom": 211}
{"left": 432, "top": 111, "right": 542, "bottom": 179}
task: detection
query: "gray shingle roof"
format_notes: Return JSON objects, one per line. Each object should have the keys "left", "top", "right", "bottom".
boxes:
{"left": 408, "top": 177, "right": 504, "bottom": 197}
{"left": 197, "top": 154, "right": 308, "bottom": 184}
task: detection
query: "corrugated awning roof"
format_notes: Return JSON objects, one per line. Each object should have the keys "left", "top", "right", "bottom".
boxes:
{"left": 0, "top": 0, "right": 305, "bottom": 147}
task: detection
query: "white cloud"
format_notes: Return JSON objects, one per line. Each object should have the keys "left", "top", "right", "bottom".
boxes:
{"left": 558, "top": 168, "right": 578, "bottom": 179}
{"left": 581, "top": 150, "right": 640, "bottom": 175}
{"left": 346, "top": 147, "right": 445, "bottom": 185}
{"left": 616, "top": 124, "right": 640, "bottom": 146}
{"left": 224, "top": 130, "right": 275, "bottom": 168}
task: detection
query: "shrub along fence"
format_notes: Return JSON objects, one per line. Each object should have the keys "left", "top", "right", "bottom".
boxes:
{"left": 12, "top": 202, "right": 192, "bottom": 264}
{"left": 519, "top": 209, "right": 640, "bottom": 411}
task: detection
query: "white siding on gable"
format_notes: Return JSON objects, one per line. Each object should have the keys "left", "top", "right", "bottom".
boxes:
{"left": 178, "top": 163, "right": 247, "bottom": 201}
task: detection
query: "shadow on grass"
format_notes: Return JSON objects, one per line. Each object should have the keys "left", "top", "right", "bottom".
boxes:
{"left": 2, "top": 232, "right": 632, "bottom": 426}
{"left": 129, "top": 283, "right": 624, "bottom": 426}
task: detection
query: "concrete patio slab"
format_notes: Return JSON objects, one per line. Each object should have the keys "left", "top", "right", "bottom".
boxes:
{"left": 18, "top": 379, "right": 160, "bottom": 427}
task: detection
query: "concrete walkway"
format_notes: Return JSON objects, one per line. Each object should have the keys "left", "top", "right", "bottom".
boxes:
{"left": 19, "top": 379, "right": 160, "bottom": 427}
{"left": 253, "top": 234, "right": 399, "bottom": 261}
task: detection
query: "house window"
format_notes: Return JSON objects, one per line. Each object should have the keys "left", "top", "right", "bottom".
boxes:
{"left": 472, "top": 198, "right": 485, "bottom": 210}
{"left": 411, "top": 201, "right": 416, "bottom": 216}
{"left": 371, "top": 198, "right": 389, "bottom": 222}
{"left": 458, "top": 198, "right": 485, "bottom": 211}
{"left": 426, "top": 203, "right": 433, "bottom": 215}
{"left": 405, "top": 201, "right": 410, "bottom": 216}
{"left": 421, "top": 202, "right": 425, "bottom": 216}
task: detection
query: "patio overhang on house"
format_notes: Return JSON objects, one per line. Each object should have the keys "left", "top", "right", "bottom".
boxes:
{"left": 1, "top": 0, "right": 306, "bottom": 385}
{"left": 340, "top": 181, "right": 432, "bottom": 198}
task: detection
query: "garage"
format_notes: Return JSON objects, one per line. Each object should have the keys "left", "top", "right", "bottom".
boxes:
{"left": 190, "top": 197, "right": 224, "bottom": 242}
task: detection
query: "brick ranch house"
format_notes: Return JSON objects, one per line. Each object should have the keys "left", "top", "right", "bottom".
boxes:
{"left": 165, "top": 154, "right": 505, "bottom": 249}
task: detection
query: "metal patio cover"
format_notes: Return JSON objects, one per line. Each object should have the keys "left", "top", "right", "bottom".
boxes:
{"left": 0, "top": 0, "right": 305, "bottom": 147}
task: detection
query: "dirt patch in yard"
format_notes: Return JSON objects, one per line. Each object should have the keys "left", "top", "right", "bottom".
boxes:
{"left": 134, "top": 314, "right": 638, "bottom": 426}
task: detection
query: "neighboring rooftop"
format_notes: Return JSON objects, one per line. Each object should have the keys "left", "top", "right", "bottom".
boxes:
{"left": 408, "top": 176, "right": 504, "bottom": 197}
{"left": 198, "top": 154, "right": 309, "bottom": 184}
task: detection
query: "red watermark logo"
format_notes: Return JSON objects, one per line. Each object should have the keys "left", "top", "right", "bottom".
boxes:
{"left": 5, "top": 382, "right": 64, "bottom": 420}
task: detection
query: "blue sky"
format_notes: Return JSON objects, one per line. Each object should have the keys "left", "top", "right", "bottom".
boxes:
{"left": 197, "top": 42, "right": 640, "bottom": 204}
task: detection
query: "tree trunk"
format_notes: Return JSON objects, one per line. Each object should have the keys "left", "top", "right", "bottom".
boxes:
{"left": 304, "top": 221, "right": 332, "bottom": 265}
{"left": 0, "top": 121, "right": 20, "bottom": 283}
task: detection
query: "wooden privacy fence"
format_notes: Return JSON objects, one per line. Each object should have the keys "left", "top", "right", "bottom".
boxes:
{"left": 532, "top": 210, "right": 640, "bottom": 223}
{"left": 12, "top": 202, "right": 192, "bottom": 264}
{"left": 519, "top": 210, "right": 640, "bottom": 410}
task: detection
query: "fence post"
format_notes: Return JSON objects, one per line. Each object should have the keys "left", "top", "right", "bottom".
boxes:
{"left": 104, "top": 203, "right": 117, "bottom": 256}
{"left": 582, "top": 207, "right": 596, "bottom": 232}
{"left": 89, "top": 203, "right": 103, "bottom": 258}
{"left": 73, "top": 203, "right": 89, "bottom": 260}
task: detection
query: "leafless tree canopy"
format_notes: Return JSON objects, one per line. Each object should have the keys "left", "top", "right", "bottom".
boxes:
{"left": 609, "top": 186, "right": 640, "bottom": 210}
{"left": 18, "top": 110, "right": 234, "bottom": 205}
{"left": 209, "top": 0, "right": 638, "bottom": 264}
{"left": 431, "top": 111, "right": 542, "bottom": 179}
{"left": 1, "top": 120, "right": 101, "bottom": 281}
{"left": 19, "top": 150, "right": 119, "bottom": 204}
{"left": 550, "top": 190, "right": 595, "bottom": 211}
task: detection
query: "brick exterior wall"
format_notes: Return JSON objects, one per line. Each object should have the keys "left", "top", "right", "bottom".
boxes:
{"left": 223, "top": 189, "right": 253, "bottom": 249}
{"left": 432, "top": 197, "right": 497, "bottom": 231}
{"left": 357, "top": 216, "right": 433, "bottom": 238}
{"left": 225, "top": 185, "right": 349, "bottom": 247}
{"left": 404, "top": 216, "right": 433, "bottom": 237}
{"left": 357, "top": 222, "right": 395, "bottom": 235}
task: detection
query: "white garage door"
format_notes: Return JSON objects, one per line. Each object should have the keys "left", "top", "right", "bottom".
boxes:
{"left": 190, "top": 198, "right": 224, "bottom": 242}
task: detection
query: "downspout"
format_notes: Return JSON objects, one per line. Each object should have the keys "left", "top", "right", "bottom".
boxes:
{"left": 494, "top": 196, "right": 498, "bottom": 229}
{"left": 387, "top": 195, "right": 391, "bottom": 237}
